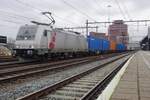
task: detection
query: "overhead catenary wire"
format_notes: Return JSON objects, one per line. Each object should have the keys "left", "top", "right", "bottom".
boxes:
{"left": 15, "top": 0, "right": 79, "bottom": 26}
{"left": 42, "top": 0, "right": 80, "bottom": 26}
{"left": 0, "top": 11, "right": 34, "bottom": 23}
{"left": 119, "top": 1, "right": 132, "bottom": 20}
{"left": 114, "top": 0, "right": 127, "bottom": 20}
{"left": 53, "top": 13, "right": 79, "bottom": 26}
{"left": 0, "top": 18, "right": 25, "bottom": 25}
{"left": 0, "top": 24, "right": 19, "bottom": 28}
{"left": 86, "top": 0, "right": 105, "bottom": 16}
{"left": 0, "top": 8, "right": 39, "bottom": 25}
{"left": 72, "top": 0, "right": 103, "bottom": 18}
{"left": 0, "top": 7, "right": 37, "bottom": 25}
{"left": 0, "top": 10, "right": 36, "bottom": 25}
{"left": 93, "top": 0, "right": 104, "bottom": 10}
{"left": 15, "top": 0, "right": 42, "bottom": 12}
{"left": 61, "top": 0, "right": 96, "bottom": 21}
{"left": 0, "top": 9, "right": 36, "bottom": 21}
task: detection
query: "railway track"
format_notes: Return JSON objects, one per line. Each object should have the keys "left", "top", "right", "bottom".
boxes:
{"left": 0, "top": 56, "right": 97, "bottom": 71}
{"left": 0, "top": 57, "right": 18, "bottom": 63}
{"left": 0, "top": 53, "right": 113, "bottom": 69}
{"left": 16, "top": 53, "right": 132, "bottom": 100}
{"left": 0, "top": 54, "right": 116, "bottom": 83}
{"left": 0, "top": 52, "right": 129, "bottom": 70}
{"left": 0, "top": 57, "right": 94, "bottom": 82}
{"left": 0, "top": 52, "right": 129, "bottom": 69}
{"left": 0, "top": 53, "right": 129, "bottom": 83}
{"left": 0, "top": 59, "right": 41, "bottom": 69}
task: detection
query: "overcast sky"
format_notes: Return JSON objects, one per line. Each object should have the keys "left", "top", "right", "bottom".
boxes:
{"left": 0, "top": 0, "right": 150, "bottom": 42}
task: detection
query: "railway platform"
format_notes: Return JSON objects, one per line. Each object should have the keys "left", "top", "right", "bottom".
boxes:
{"left": 109, "top": 51, "right": 150, "bottom": 100}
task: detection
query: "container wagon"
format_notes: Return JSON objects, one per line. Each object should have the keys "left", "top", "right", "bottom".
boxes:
{"left": 116, "top": 43, "right": 126, "bottom": 52}
{"left": 87, "top": 36, "right": 103, "bottom": 54}
{"left": 109, "top": 40, "right": 116, "bottom": 52}
{"left": 102, "top": 39, "right": 110, "bottom": 53}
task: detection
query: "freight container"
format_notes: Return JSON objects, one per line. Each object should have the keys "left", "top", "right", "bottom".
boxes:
{"left": 90, "top": 32, "right": 108, "bottom": 40}
{"left": 108, "top": 35, "right": 117, "bottom": 42}
{"left": 102, "top": 39, "right": 110, "bottom": 52}
{"left": 87, "top": 36, "right": 102, "bottom": 54}
{"left": 109, "top": 40, "right": 116, "bottom": 51}
{"left": 116, "top": 43, "right": 126, "bottom": 51}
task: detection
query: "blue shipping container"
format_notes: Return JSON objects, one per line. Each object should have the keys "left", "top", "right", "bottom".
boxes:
{"left": 102, "top": 39, "right": 110, "bottom": 51}
{"left": 116, "top": 43, "right": 126, "bottom": 51}
{"left": 87, "top": 36, "right": 102, "bottom": 53}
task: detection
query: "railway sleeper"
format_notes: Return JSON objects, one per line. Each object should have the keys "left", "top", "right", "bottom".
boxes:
{"left": 72, "top": 81, "right": 96, "bottom": 86}
{"left": 60, "top": 88, "right": 89, "bottom": 93}
{"left": 61, "top": 86, "right": 90, "bottom": 92}
{"left": 52, "top": 90, "right": 84, "bottom": 97}
{"left": 66, "top": 84, "right": 94, "bottom": 89}
{"left": 42, "top": 94, "right": 80, "bottom": 100}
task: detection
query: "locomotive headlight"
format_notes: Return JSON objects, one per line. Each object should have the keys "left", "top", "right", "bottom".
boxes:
{"left": 31, "top": 45, "right": 34, "bottom": 49}
{"left": 16, "top": 45, "right": 19, "bottom": 48}
{"left": 27, "top": 50, "right": 33, "bottom": 55}
{"left": 29, "top": 45, "right": 34, "bottom": 49}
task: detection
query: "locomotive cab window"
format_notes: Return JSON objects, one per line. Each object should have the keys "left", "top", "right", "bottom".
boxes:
{"left": 16, "top": 25, "right": 37, "bottom": 40}
{"left": 43, "top": 30, "right": 47, "bottom": 37}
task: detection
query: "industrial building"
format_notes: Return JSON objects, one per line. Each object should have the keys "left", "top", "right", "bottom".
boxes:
{"left": 108, "top": 20, "right": 129, "bottom": 46}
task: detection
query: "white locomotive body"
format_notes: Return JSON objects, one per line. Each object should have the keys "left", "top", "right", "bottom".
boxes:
{"left": 14, "top": 25, "right": 88, "bottom": 58}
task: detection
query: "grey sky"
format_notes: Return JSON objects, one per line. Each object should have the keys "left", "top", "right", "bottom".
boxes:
{"left": 0, "top": 0, "right": 149, "bottom": 41}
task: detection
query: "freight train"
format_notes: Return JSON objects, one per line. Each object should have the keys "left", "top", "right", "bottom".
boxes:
{"left": 13, "top": 24, "right": 126, "bottom": 59}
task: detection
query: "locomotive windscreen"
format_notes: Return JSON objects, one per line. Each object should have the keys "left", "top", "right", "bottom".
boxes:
{"left": 16, "top": 25, "right": 38, "bottom": 40}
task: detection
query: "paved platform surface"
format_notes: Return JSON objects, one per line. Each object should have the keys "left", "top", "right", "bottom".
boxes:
{"left": 110, "top": 51, "right": 150, "bottom": 100}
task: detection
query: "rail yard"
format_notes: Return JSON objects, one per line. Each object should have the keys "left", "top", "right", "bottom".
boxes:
{"left": 0, "top": 0, "right": 150, "bottom": 100}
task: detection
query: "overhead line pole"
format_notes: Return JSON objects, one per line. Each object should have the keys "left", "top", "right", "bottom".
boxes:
{"left": 86, "top": 20, "right": 89, "bottom": 36}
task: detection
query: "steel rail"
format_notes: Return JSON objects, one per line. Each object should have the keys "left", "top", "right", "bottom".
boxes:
{"left": 16, "top": 53, "right": 131, "bottom": 100}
